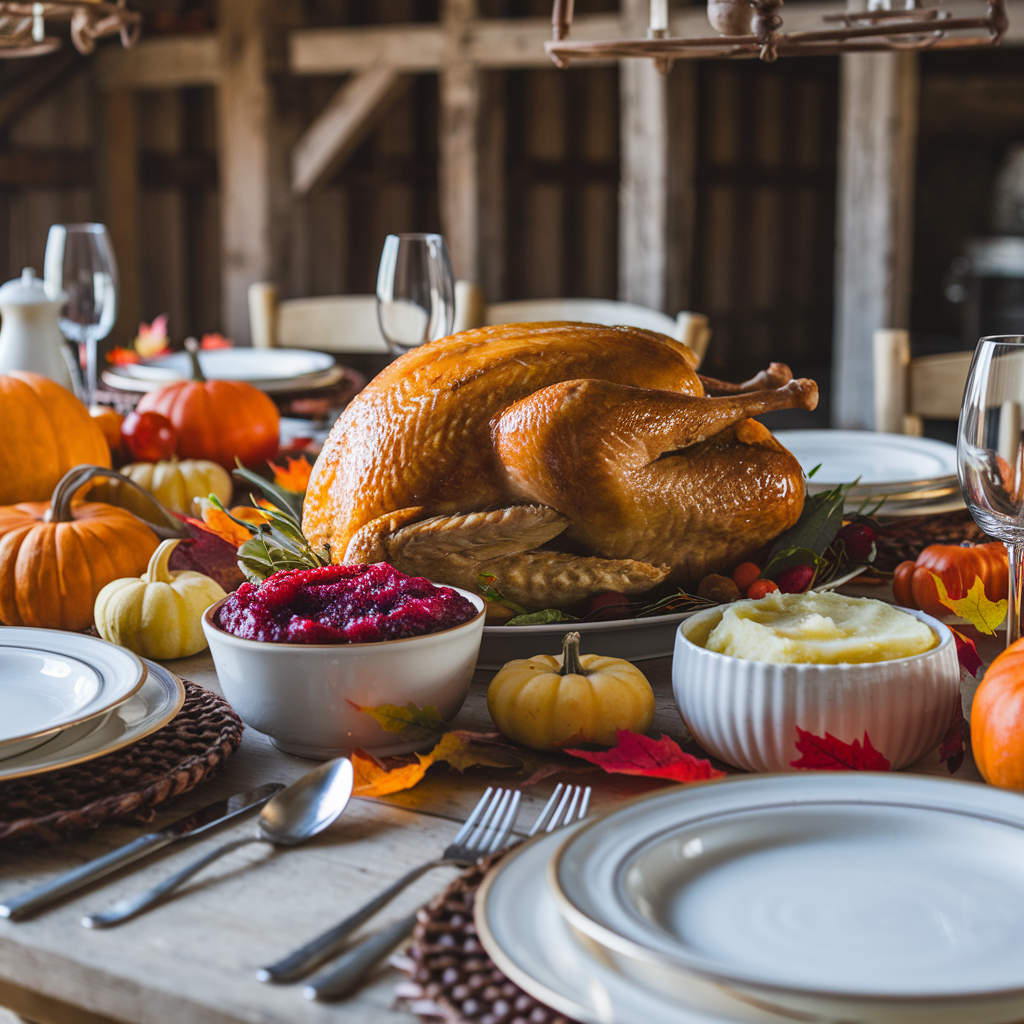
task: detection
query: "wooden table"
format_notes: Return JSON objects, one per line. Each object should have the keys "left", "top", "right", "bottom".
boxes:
{"left": 0, "top": 623, "right": 997, "bottom": 1024}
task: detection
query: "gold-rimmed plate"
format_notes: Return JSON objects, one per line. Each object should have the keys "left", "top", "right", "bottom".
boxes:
{"left": 0, "top": 660, "right": 184, "bottom": 782}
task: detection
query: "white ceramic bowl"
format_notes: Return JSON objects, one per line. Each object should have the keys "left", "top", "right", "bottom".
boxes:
{"left": 201, "top": 589, "right": 485, "bottom": 759}
{"left": 672, "top": 603, "right": 960, "bottom": 772}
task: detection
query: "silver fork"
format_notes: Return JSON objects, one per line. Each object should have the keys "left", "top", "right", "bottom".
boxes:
{"left": 256, "top": 785, "right": 522, "bottom": 984}
{"left": 299, "top": 783, "right": 592, "bottom": 1002}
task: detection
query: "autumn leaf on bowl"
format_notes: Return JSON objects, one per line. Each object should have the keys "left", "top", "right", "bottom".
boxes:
{"left": 351, "top": 701, "right": 449, "bottom": 743}
{"left": 790, "top": 726, "right": 891, "bottom": 771}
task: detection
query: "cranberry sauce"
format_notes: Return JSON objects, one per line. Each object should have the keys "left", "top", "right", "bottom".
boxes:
{"left": 216, "top": 563, "right": 478, "bottom": 644}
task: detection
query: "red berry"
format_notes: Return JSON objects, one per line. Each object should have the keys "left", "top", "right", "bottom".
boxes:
{"left": 121, "top": 409, "right": 178, "bottom": 462}
{"left": 836, "top": 522, "right": 876, "bottom": 561}
{"left": 747, "top": 579, "right": 780, "bottom": 600}
{"left": 777, "top": 564, "right": 815, "bottom": 594}
{"left": 731, "top": 562, "right": 761, "bottom": 595}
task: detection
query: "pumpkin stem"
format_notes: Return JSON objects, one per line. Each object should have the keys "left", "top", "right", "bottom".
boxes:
{"left": 560, "top": 631, "right": 587, "bottom": 676}
{"left": 184, "top": 337, "right": 206, "bottom": 382}
{"left": 144, "top": 539, "right": 180, "bottom": 583}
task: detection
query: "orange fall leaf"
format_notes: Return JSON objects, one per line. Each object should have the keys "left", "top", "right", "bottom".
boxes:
{"left": 269, "top": 456, "right": 313, "bottom": 494}
{"left": 200, "top": 505, "right": 252, "bottom": 547}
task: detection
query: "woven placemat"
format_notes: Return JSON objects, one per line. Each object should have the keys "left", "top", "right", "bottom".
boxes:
{"left": 874, "top": 508, "right": 991, "bottom": 571}
{"left": 0, "top": 680, "right": 243, "bottom": 848}
{"left": 394, "top": 851, "right": 579, "bottom": 1024}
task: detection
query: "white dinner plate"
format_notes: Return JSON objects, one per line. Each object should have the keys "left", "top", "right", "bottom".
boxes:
{"left": 0, "top": 660, "right": 185, "bottom": 782}
{"left": 478, "top": 610, "right": 695, "bottom": 670}
{"left": 551, "top": 775, "right": 1024, "bottom": 1024}
{"left": 774, "top": 430, "right": 958, "bottom": 486}
{"left": 113, "top": 347, "right": 335, "bottom": 383}
{"left": 476, "top": 824, "right": 792, "bottom": 1024}
{"left": 102, "top": 364, "right": 345, "bottom": 395}
{"left": 0, "top": 629, "right": 146, "bottom": 756}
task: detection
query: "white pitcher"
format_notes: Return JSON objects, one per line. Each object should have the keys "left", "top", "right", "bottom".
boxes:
{"left": 0, "top": 267, "right": 74, "bottom": 390}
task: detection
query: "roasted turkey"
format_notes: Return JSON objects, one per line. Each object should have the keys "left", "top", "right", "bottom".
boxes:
{"left": 302, "top": 322, "right": 818, "bottom": 610}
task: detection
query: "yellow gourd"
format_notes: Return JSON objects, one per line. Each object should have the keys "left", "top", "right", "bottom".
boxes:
{"left": 487, "top": 631, "right": 655, "bottom": 750}
{"left": 119, "top": 458, "right": 232, "bottom": 515}
{"left": 94, "top": 539, "right": 227, "bottom": 659}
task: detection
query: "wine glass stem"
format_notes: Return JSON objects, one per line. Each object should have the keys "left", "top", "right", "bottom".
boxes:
{"left": 1008, "top": 543, "right": 1024, "bottom": 648}
{"left": 85, "top": 337, "right": 97, "bottom": 406}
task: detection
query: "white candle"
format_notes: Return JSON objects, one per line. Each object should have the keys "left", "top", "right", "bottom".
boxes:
{"left": 649, "top": 0, "right": 668, "bottom": 32}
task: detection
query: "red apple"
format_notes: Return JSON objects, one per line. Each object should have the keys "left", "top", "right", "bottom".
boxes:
{"left": 121, "top": 409, "right": 178, "bottom": 462}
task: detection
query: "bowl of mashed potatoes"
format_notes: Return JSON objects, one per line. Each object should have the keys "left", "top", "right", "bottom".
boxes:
{"left": 672, "top": 591, "right": 959, "bottom": 772}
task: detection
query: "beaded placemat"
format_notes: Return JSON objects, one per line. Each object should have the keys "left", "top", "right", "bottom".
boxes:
{"left": 0, "top": 680, "right": 243, "bottom": 848}
{"left": 394, "top": 852, "right": 579, "bottom": 1024}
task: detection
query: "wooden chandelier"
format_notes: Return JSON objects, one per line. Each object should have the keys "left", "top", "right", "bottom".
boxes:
{"left": 547, "top": 0, "right": 1007, "bottom": 66}
{"left": 0, "top": 0, "right": 140, "bottom": 58}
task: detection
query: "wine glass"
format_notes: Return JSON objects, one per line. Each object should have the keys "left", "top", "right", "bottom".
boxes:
{"left": 375, "top": 233, "right": 454, "bottom": 355}
{"left": 44, "top": 223, "right": 119, "bottom": 406}
{"left": 957, "top": 335, "right": 1024, "bottom": 645}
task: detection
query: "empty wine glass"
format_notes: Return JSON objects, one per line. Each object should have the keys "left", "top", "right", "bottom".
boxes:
{"left": 957, "top": 335, "right": 1024, "bottom": 645}
{"left": 44, "top": 223, "right": 119, "bottom": 406}
{"left": 376, "top": 233, "right": 454, "bottom": 356}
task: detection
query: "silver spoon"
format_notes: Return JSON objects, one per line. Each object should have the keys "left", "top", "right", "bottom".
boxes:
{"left": 82, "top": 758, "right": 355, "bottom": 929}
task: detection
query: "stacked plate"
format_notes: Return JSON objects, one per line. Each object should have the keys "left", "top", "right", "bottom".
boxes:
{"left": 774, "top": 429, "right": 963, "bottom": 516}
{"left": 0, "top": 628, "right": 185, "bottom": 782}
{"left": 476, "top": 775, "right": 1024, "bottom": 1024}
{"left": 101, "top": 348, "right": 344, "bottom": 394}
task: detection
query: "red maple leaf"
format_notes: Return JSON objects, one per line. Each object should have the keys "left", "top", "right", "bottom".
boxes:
{"left": 950, "top": 627, "right": 982, "bottom": 678}
{"left": 790, "top": 726, "right": 891, "bottom": 771}
{"left": 168, "top": 513, "right": 247, "bottom": 592}
{"left": 565, "top": 730, "right": 725, "bottom": 783}
{"left": 938, "top": 699, "right": 967, "bottom": 774}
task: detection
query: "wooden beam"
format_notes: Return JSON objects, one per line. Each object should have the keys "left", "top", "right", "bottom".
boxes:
{"left": 98, "top": 91, "right": 141, "bottom": 348}
{"left": 832, "top": 51, "right": 919, "bottom": 430}
{"left": 666, "top": 60, "right": 698, "bottom": 316}
{"left": 288, "top": 14, "right": 619, "bottom": 76}
{"left": 94, "top": 35, "right": 220, "bottom": 91}
{"left": 218, "top": 0, "right": 272, "bottom": 345}
{"left": 0, "top": 50, "right": 83, "bottom": 129}
{"left": 440, "top": 0, "right": 482, "bottom": 282}
{"left": 291, "top": 68, "right": 406, "bottom": 196}
{"left": 619, "top": 0, "right": 669, "bottom": 311}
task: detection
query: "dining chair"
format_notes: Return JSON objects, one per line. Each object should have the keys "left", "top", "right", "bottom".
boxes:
{"left": 873, "top": 328, "right": 975, "bottom": 436}
{"left": 481, "top": 294, "right": 711, "bottom": 367}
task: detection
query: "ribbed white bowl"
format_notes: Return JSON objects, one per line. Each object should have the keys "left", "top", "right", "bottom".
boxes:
{"left": 672, "top": 604, "right": 960, "bottom": 772}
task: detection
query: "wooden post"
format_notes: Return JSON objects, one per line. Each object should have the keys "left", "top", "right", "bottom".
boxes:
{"left": 832, "top": 51, "right": 919, "bottom": 430}
{"left": 97, "top": 89, "right": 140, "bottom": 348}
{"left": 440, "top": 0, "right": 481, "bottom": 282}
{"left": 218, "top": 0, "right": 272, "bottom": 345}
{"left": 666, "top": 59, "right": 698, "bottom": 316}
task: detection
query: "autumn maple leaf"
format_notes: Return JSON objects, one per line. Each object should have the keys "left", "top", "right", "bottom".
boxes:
{"left": 135, "top": 314, "right": 169, "bottom": 358}
{"left": 269, "top": 456, "right": 313, "bottom": 494}
{"left": 931, "top": 573, "right": 1007, "bottom": 635}
{"left": 199, "top": 504, "right": 252, "bottom": 547}
{"left": 565, "top": 730, "right": 725, "bottom": 783}
{"left": 950, "top": 627, "right": 982, "bottom": 677}
{"left": 200, "top": 332, "right": 232, "bottom": 349}
{"left": 790, "top": 726, "right": 891, "bottom": 771}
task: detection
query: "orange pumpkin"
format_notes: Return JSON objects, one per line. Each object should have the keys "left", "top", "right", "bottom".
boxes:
{"left": 972, "top": 637, "right": 1024, "bottom": 790}
{"left": 0, "top": 467, "right": 159, "bottom": 631}
{"left": 891, "top": 542, "right": 1007, "bottom": 618}
{"left": 135, "top": 340, "right": 279, "bottom": 470}
{"left": 89, "top": 405, "right": 125, "bottom": 460}
{"left": 0, "top": 371, "right": 110, "bottom": 504}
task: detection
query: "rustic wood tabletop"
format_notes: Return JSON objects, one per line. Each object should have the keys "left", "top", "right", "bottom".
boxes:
{"left": 0, "top": 604, "right": 1000, "bottom": 1024}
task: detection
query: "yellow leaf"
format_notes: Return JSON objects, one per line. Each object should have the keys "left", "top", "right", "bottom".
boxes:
{"left": 353, "top": 701, "right": 447, "bottom": 741}
{"left": 932, "top": 573, "right": 1007, "bottom": 635}
{"left": 230, "top": 505, "right": 272, "bottom": 527}
{"left": 352, "top": 749, "right": 433, "bottom": 797}
{"left": 430, "top": 730, "right": 525, "bottom": 772}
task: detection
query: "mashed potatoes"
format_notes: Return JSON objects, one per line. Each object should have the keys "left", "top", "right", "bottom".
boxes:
{"left": 696, "top": 591, "right": 937, "bottom": 664}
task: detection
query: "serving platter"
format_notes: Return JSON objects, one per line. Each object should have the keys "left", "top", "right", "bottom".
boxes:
{"left": 475, "top": 823, "right": 789, "bottom": 1024}
{"left": 478, "top": 609, "right": 695, "bottom": 670}
{"left": 0, "top": 660, "right": 185, "bottom": 782}
{"left": 551, "top": 775, "right": 1024, "bottom": 1024}
{"left": 0, "top": 629, "right": 146, "bottom": 759}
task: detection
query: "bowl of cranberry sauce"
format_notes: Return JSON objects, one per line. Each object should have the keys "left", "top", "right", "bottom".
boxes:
{"left": 202, "top": 563, "right": 485, "bottom": 759}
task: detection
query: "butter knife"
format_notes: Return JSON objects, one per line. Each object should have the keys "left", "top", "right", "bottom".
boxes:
{"left": 0, "top": 782, "right": 284, "bottom": 920}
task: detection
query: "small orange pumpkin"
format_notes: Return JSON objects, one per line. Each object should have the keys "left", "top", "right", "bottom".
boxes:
{"left": 135, "top": 339, "right": 279, "bottom": 470}
{"left": 0, "top": 371, "right": 110, "bottom": 505}
{"left": 892, "top": 542, "right": 1007, "bottom": 618}
{"left": 972, "top": 637, "right": 1024, "bottom": 790}
{"left": 0, "top": 467, "right": 159, "bottom": 631}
